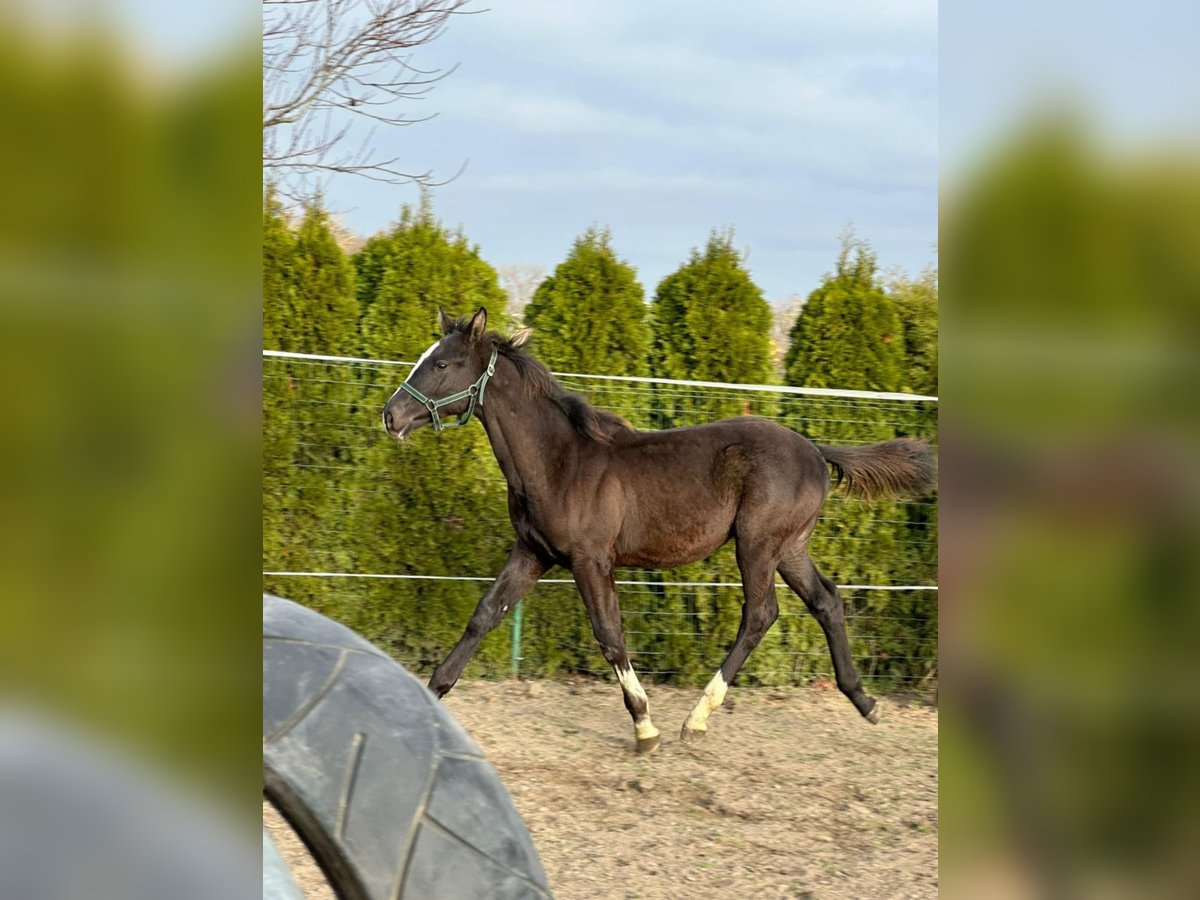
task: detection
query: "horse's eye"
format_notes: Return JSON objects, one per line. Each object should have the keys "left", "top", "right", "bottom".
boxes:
{"left": 435, "top": 361, "right": 448, "bottom": 369}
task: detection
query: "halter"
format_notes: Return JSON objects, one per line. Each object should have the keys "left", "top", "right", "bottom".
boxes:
{"left": 398, "top": 347, "right": 497, "bottom": 432}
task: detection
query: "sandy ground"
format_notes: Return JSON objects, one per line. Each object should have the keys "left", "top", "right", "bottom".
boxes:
{"left": 264, "top": 678, "right": 937, "bottom": 900}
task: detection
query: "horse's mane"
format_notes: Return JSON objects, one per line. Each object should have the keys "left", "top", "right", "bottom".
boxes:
{"left": 449, "top": 317, "right": 634, "bottom": 443}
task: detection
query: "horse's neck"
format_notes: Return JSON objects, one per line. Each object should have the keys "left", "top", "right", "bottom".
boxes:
{"left": 480, "top": 374, "right": 579, "bottom": 499}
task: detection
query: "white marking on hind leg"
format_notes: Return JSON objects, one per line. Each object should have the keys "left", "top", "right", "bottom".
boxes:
{"left": 684, "top": 670, "right": 728, "bottom": 734}
{"left": 613, "top": 665, "right": 659, "bottom": 741}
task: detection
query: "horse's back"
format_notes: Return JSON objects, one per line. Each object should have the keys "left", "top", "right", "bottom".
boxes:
{"left": 613, "top": 416, "right": 825, "bottom": 478}
{"left": 605, "top": 416, "right": 828, "bottom": 567}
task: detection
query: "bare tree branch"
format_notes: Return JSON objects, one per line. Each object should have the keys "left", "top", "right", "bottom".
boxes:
{"left": 263, "top": 0, "right": 471, "bottom": 202}
{"left": 497, "top": 264, "right": 548, "bottom": 324}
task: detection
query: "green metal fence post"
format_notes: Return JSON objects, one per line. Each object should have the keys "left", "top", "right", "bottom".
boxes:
{"left": 510, "top": 599, "right": 524, "bottom": 678}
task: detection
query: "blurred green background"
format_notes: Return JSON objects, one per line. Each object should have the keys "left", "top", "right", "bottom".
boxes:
{"left": 0, "top": 8, "right": 260, "bottom": 818}
{"left": 940, "top": 0, "right": 1200, "bottom": 893}
{"left": 940, "top": 119, "right": 1200, "bottom": 898}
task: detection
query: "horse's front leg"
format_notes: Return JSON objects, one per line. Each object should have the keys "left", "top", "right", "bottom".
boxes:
{"left": 428, "top": 541, "right": 546, "bottom": 698}
{"left": 573, "top": 556, "right": 661, "bottom": 754}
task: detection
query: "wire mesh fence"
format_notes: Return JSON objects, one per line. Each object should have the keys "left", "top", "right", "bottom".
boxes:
{"left": 262, "top": 351, "right": 938, "bottom": 694}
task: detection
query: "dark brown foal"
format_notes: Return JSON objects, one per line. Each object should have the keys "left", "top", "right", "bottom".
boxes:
{"left": 385, "top": 308, "right": 935, "bottom": 753}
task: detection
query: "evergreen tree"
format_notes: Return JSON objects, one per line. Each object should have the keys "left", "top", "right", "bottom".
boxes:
{"left": 284, "top": 202, "right": 359, "bottom": 355}
{"left": 262, "top": 198, "right": 360, "bottom": 591}
{"left": 524, "top": 227, "right": 650, "bottom": 430}
{"left": 358, "top": 194, "right": 508, "bottom": 360}
{"left": 262, "top": 188, "right": 296, "bottom": 353}
{"left": 351, "top": 232, "right": 392, "bottom": 325}
{"left": 649, "top": 229, "right": 774, "bottom": 431}
{"left": 886, "top": 266, "right": 939, "bottom": 661}
{"left": 651, "top": 229, "right": 773, "bottom": 384}
{"left": 262, "top": 190, "right": 297, "bottom": 574}
{"left": 783, "top": 233, "right": 935, "bottom": 688}
{"left": 525, "top": 228, "right": 649, "bottom": 375}
{"left": 888, "top": 266, "right": 939, "bottom": 398}
{"left": 784, "top": 233, "right": 902, "bottom": 391}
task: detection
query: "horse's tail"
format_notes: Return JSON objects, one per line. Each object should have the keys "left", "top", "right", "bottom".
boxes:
{"left": 815, "top": 438, "right": 937, "bottom": 501}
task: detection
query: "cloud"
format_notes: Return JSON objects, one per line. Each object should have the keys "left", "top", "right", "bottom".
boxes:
{"left": 472, "top": 168, "right": 772, "bottom": 198}
{"left": 439, "top": 77, "right": 934, "bottom": 196}
{"left": 440, "top": 83, "right": 669, "bottom": 138}
{"left": 333, "top": 1, "right": 937, "bottom": 300}
{"left": 428, "top": 1, "right": 937, "bottom": 195}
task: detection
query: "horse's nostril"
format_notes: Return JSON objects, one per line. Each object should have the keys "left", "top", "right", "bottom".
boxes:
{"left": 384, "top": 408, "right": 393, "bottom": 432}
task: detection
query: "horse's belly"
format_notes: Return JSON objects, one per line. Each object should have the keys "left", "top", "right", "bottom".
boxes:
{"left": 614, "top": 509, "right": 733, "bottom": 569}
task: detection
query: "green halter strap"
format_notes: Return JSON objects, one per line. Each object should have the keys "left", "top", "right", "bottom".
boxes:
{"left": 398, "top": 346, "right": 498, "bottom": 432}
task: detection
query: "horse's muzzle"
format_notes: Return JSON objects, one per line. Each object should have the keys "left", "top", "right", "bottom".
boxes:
{"left": 382, "top": 403, "right": 418, "bottom": 440}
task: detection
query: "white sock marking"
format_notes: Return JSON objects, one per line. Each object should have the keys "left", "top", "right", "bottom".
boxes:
{"left": 685, "top": 670, "right": 728, "bottom": 732}
{"left": 613, "top": 665, "right": 659, "bottom": 741}
{"left": 614, "top": 665, "right": 648, "bottom": 706}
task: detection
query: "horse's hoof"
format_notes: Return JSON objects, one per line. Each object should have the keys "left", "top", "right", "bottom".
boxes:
{"left": 864, "top": 701, "right": 881, "bottom": 724}
{"left": 679, "top": 724, "right": 706, "bottom": 743}
{"left": 636, "top": 733, "right": 661, "bottom": 755}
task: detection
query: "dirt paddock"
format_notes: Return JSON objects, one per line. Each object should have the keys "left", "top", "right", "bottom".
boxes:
{"left": 265, "top": 678, "right": 938, "bottom": 899}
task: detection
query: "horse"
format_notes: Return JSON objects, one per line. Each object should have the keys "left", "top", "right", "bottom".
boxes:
{"left": 382, "top": 307, "right": 936, "bottom": 753}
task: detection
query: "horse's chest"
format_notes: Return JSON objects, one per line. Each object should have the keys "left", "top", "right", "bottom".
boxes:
{"left": 510, "top": 494, "right": 568, "bottom": 560}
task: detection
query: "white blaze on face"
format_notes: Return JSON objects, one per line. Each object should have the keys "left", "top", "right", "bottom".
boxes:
{"left": 613, "top": 665, "right": 659, "bottom": 742}
{"left": 384, "top": 338, "right": 443, "bottom": 426}
{"left": 684, "top": 670, "right": 728, "bottom": 733}
{"left": 405, "top": 339, "right": 441, "bottom": 384}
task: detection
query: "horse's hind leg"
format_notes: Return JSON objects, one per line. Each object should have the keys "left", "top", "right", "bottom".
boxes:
{"left": 778, "top": 551, "right": 879, "bottom": 723}
{"left": 573, "top": 557, "right": 661, "bottom": 754}
{"left": 681, "top": 543, "right": 779, "bottom": 742}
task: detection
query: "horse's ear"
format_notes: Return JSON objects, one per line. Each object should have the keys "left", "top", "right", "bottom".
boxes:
{"left": 437, "top": 306, "right": 454, "bottom": 335}
{"left": 467, "top": 306, "right": 487, "bottom": 343}
{"left": 510, "top": 326, "right": 533, "bottom": 348}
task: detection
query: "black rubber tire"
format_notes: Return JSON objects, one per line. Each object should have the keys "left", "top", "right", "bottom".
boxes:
{"left": 263, "top": 594, "right": 552, "bottom": 899}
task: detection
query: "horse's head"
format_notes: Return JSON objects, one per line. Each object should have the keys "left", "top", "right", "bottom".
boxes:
{"left": 382, "top": 306, "right": 495, "bottom": 439}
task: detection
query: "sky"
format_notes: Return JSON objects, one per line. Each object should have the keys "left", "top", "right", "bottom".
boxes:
{"left": 20, "top": 0, "right": 1197, "bottom": 308}
{"left": 320, "top": 1, "right": 939, "bottom": 305}
{"left": 940, "top": 0, "right": 1200, "bottom": 168}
